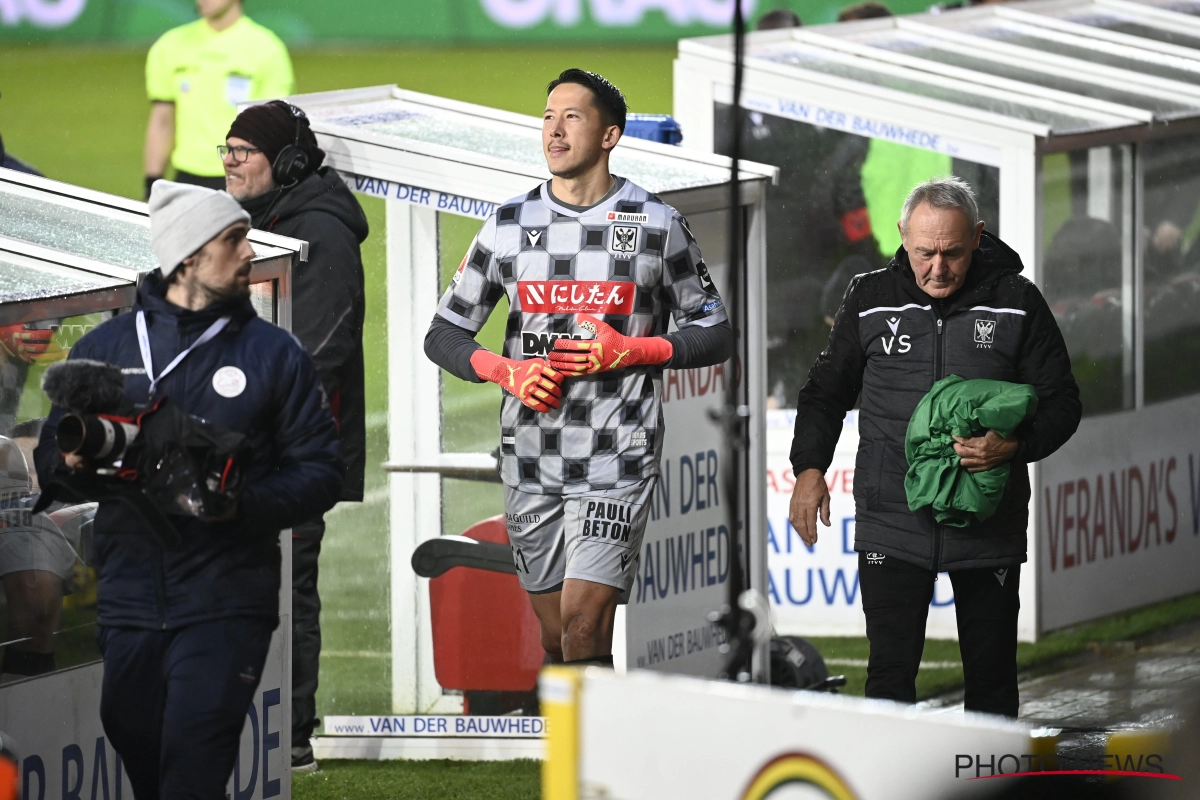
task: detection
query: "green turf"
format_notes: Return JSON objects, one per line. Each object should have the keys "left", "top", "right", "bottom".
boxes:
{"left": 0, "top": 45, "right": 676, "bottom": 199}
{"left": 293, "top": 759, "right": 540, "bottom": 800}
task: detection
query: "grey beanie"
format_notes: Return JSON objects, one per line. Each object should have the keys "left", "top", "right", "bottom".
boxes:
{"left": 148, "top": 181, "right": 251, "bottom": 276}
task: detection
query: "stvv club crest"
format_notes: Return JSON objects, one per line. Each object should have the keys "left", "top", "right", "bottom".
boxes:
{"left": 974, "top": 319, "right": 996, "bottom": 347}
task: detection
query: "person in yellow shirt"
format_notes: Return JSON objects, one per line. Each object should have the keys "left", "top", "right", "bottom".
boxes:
{"left": 143, "top": 0, "right": 294, "bottom": 198}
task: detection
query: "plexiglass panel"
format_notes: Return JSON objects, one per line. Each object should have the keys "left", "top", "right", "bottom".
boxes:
{"left": 749, "top": 42, "right": 1116, "bottom": 132}
{"left": 1040, "top": 146, "right": 1135, "bottom": 416}
{"left": 1033, "top": 6, "right": 1200, "bottom": 50}
{"left": 714, "top": 102, "right": 999, "bottom": 407}
{"left": 1133, "top": 0, "right": 1200, "bottom": 12}
{"left": 0, "top": 191, "right": 155, "bottom": 272}
{"left": 0, "top": 254, "right": 124, "bottom": 302}
{"left": 846, "top": 30, "right": 1197, "bottom": 115}
{"left": 0, "top": 309, "right": 113, "bottom": 682}
{"left": 1142, "top": 136, "right": 1200, "bottom": 403}
{"left": 313, "top": 193, "right": 389, "bottom": 721}
{"left": 956, "top": 18, "right": 1200, "bottom": 85}
{"left": 438, "top": 211, "right": 506, "bottom": 539}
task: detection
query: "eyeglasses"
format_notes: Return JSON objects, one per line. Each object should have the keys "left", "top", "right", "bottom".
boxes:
{"left": 217, "top": 145, "right": 262, "bottom": 164}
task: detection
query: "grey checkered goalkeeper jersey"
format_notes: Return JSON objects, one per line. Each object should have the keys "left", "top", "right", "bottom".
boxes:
{"left": 435, "top": 177, "right": 727, "bottom": 495}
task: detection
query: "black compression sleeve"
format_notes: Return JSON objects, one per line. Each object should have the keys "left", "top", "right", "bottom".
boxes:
{"left": 663, "top": 320, "right": 735, "bottom": 370}
{"left": 424, "top": 316, "right": 485, "bottom": 383}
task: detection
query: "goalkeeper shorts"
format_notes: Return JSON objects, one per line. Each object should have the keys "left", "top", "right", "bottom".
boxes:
{"left": 503, "top": 478, "right": 656, "bottom": 601}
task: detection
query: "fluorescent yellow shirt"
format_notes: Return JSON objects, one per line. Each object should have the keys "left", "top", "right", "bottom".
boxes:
{"left": 146, "top": 16, "right": 294, "bottom": 177}
{"left": 861, "top": 139, "right": 952, "bottom": 258}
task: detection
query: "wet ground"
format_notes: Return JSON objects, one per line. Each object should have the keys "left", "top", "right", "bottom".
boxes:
{"left": 918, "top": 619, "right": 1200, "bottom": 785}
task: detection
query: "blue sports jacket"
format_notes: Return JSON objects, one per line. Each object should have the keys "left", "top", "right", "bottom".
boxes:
{"left": 34, "top": 274, "right": 345, "bottom": 630}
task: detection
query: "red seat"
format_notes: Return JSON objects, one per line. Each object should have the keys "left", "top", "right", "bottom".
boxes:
{"left": 428, "top": 515, "right": 544, "bottom": 692}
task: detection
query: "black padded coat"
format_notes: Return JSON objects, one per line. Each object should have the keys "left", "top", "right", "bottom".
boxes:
{"left": 790, "top": 231, "right": 1082, "bottom": 571}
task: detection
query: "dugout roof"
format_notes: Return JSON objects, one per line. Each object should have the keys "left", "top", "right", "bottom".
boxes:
{"left": 0, "top": 168, "right": 306, "bottom": 326}
{"left": 287, "top": 85, "right": 778, "bottom": 212}
{"left": 680, "top": 0, "right": 1200, "bottom": 141}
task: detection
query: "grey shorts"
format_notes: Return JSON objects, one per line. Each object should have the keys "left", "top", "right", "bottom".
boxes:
{"left": 503, "top": 479, "right": 656, "bottom": 600}
{"left": 0, "top": 513, "right": 77, "bottom": 582}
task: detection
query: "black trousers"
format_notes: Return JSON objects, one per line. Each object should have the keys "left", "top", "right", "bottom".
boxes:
{"left": 857, "top": 552, "right": 1021, "bottom": 717}
{"left": 98, "top": 618, "right": 275, "bottom": 800}
{"left": 292, "top": 520, "right": 324, "bottom": 744}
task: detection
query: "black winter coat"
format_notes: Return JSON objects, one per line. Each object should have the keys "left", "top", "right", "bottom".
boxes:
{"left": 790, "top": 232, "right": 1082, "bottom": 571}
{"left": 246, "top": 167, "right": 368, "bottom": 502}
{"left": 34, "top": 276, "right": 345, "bottom": 629}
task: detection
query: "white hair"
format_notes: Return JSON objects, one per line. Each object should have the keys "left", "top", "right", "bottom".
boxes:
{"left": 899, "top": 176, "right": 980, "bottom": 237}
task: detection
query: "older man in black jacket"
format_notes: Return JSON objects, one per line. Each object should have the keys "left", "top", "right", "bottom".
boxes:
{"left": 223, "top": 100, "right": 368, "bottom": 771}
{"left": 789, "top": 177, "right": 1081, "bottom": 717}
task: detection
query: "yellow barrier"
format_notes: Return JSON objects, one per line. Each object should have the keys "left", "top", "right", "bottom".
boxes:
{"left": 540, "top": 667, "right": 581, "bottom": 800}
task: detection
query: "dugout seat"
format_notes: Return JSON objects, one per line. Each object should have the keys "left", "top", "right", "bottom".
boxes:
{"left": 428, "top": 515, "right": 544, "bottom": 695}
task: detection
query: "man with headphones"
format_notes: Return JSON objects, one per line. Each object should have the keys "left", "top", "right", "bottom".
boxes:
{"left": 224, "top": 100, "right": 368, "bottom": 773}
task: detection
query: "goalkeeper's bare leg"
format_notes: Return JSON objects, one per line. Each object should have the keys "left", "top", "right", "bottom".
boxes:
{"left": 529, "top": 579, "right": 620, "bottom": 663}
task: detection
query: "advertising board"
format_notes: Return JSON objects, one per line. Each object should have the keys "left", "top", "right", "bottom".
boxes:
{"left": 625, "top": 208, "right": 744, "bottom": 676}
{"left": 1038, "top": 394, "right": 1200, "bottom": 632}
{"left": 1, "top": 0, "right": 936, "bottom": 43}
{"left": 0, "top": 622, "right": 289, "bottom": 800}
{"left": 765, "top": 409, "right": 961, "bottom": 639}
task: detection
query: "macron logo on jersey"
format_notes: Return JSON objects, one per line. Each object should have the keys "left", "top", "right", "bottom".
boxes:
{"left": 518, "top": 281, "right": 636, "bottom": 315}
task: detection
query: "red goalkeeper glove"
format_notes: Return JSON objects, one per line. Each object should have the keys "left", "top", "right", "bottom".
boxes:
{"left": 471, "top": 350, "right": 565, "bottom": 413}
{"left": 0, "top": 325, "right": 58, "bottom": 364}
{"left": 548, "top": 314, "right": 673, "bottom": 376}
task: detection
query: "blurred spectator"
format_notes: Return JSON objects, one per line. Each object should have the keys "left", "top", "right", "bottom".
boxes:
{"left": 1144, "top": 139, "right": 1200, "bottom": 283}
{"left": 0, "top": 435, "right": 80, "bottom": 684}
{"left": 838, "top": 2, "right": 893, "bottom": 21}
{"left": 143, "top": 0, "right": 294, "bottom": 198}
{"left": 757, "top": 8, "right": 803, "bottom": 29}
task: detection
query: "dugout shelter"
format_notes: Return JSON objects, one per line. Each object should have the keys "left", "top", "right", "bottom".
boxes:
{"left": 675, "top": 0, "right": 1200, "bottom": 641}
{"left": 0, "top": 167, "right": 303, "bottom": 800}
{"left": 281, "top": 85, "right": 777, "bottom": 736}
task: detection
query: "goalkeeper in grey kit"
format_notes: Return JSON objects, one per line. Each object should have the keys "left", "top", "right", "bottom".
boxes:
{"left": 424, "top": 69, "right": 733, "bottom": 666}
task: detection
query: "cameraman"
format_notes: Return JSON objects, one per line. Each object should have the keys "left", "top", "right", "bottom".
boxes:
{"left": 34, "top": 182, "right": 344, "bottom": 800}
{"left": 223, "top": 100, "right": 368, "bottom": 772}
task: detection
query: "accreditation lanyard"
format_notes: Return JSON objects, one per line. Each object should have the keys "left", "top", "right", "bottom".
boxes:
{"left": 136, "top": 310, "right": 231, "bottom": 399}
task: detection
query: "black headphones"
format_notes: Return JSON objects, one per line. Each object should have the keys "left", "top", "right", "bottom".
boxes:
{"left": 271, "top": 102, "right": 311, "bottom": 188}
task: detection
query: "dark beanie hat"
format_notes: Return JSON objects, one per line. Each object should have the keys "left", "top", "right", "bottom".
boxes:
{"left": 227, "top": 100, "right": 325, "bottom": 174}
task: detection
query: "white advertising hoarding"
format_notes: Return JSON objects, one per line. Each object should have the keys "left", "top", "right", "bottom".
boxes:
{"left": 625, "top": 209, "right": 743, "bottom": 676}
{"left": 577, "top": 668, "right": 1033, "bottom": 800}
{"left": 1038, "top": 394, "right": 1200, "bottom": 632}
{"left": 0, "top": 622, "right": 290, "bottom": 800}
